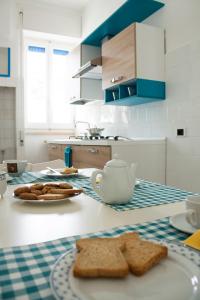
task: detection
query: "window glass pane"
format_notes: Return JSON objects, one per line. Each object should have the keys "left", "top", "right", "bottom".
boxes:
{"left": 53, "top": 49, "right": 69, "bottom": 56}
{"left": 26, "top": 45, "right": 47, "bottom": 124}
{"left": 50, "top": 49, "right": 73, "bottom": 125}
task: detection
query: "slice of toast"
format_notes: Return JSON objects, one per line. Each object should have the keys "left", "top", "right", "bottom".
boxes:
{"left": 76, "top": 237, "right": 125, "bottom": 252}
{"left": 120, "top": 232, "right": 140, "bottom": 242}
{"left": 73, "top": 244, "right": 129, "bottom": 278}
{"left": 76, "top": 232, "right": 139, "bottom": 252}
{"left": 123, "top": 239, "right": 168, "bottom": 276}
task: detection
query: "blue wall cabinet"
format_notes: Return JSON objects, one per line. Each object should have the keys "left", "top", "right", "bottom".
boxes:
{"left": 82, "top": 0, "right": 164, "bottom": 47}
{"left": 0, "top": 47, "right": 10, "bottom": 77}
{"left": 102, "top": 23, "right": 165, "bottom": 105}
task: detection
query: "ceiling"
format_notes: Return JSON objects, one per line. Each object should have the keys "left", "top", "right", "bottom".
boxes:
{"left": 34, "top": 0, "right": 89, "bottom": 11}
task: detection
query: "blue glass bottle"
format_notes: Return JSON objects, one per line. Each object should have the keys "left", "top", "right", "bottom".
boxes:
{"left": 64, "top": 146, "right": 72, "bottom": 167}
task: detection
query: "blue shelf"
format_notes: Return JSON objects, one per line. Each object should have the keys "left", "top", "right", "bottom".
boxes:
{"left": 0, "top": 47, "right": 11, "bottom": 77}
{"left": 105, "top": 79, "right": 165, "bottom": 106}
{"left": 82, "top": 0, "right": 164, "bottom": 46}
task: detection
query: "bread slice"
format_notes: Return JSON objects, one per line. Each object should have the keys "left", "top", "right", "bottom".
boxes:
{"left": 73, "top": 244, "right": 129, "bottom": 278}
{"left": 120, "top": 232, "right": 140, "bottom": 242}
{"left": 123, "top": 239, "right": 168, "bottom": 276}
{"left": 76, "top": 237, "right": 125, "bottom": 252}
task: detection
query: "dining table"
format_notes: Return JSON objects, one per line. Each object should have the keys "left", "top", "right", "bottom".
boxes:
{"left": 0, "top": 168, "right": 199, "bottom": 300}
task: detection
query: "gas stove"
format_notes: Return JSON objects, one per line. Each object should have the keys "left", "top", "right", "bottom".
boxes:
{"left": 69, "top": 135, "right": 131, "bottom": 141}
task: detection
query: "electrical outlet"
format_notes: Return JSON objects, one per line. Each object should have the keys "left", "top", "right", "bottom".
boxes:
{"left": 177, "top": 128, "right": 186, "bottom": 137}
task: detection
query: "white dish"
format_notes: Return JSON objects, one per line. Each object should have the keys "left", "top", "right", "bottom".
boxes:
{"left": 14, "top": 195, "right": 75, "bottom": 204}
{"left": 40, "top": 168, "right": 79, "bottom": 178}
{"left": 13, "top": 182, "right": 82, "bottom": 204}
{"left": 50, "top": 241, "right": 200, "bottom": 300}
{"left": 6, "top": 174, "right": 13, "bottom": 182}
{"left": 135, "top": 180, "right": 140, "bottom": 186}
{"left": 170, "top": 212, "right": 197, "bottom": 234}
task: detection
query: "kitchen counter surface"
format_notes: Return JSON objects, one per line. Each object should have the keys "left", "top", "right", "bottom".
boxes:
{"left": 47, "top": 137, "right": 166, "bottom": 146}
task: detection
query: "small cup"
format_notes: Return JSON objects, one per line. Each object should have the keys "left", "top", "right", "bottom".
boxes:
{"left": 3, "top": 160, "right": 27, "bottom": 177}
{"left": 0, "top": 171, "right": 7, "bottom": 198}
{"left": 185, "top": 195, "right": 200, "bottom": 228}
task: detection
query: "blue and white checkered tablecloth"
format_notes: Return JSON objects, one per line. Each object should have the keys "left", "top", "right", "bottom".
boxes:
{"left": 0, "top": 217, "right": 192, "bottom": 299}
{"left": 8, "top": 172, "right": 195, "bottom": 212}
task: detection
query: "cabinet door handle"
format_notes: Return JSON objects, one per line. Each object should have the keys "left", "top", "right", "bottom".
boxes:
{"left": 110, "top": 76, "right": 123, "bottom": 83}
{"left": 87, "top": 148, "right": 99, "bottom": 153}
{"left": 50, "top": 145, "right": 57, "bottom": 149}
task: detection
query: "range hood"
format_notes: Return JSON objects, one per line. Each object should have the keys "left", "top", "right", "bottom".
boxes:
{"left": 69, "top": 98, "right": 100, "bottom": 105}
{"left": 72, "top": 57, "right": 102, "bottom": 80}
{"left": 69, "top": 77, "right": 103, "bottom": 105}
{"left": 69, "top": 45, "right": 103, "bottom": 105}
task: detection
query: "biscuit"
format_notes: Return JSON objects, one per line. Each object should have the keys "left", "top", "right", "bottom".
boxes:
{"left": 59, "top": 183, "right": 73, "bottom": 189}
{"left": 61, "top": 167, "right": 78, "bottom": 174}
{"left": 45, "top": 183, "right": 60, "bottom": 188}
{"left": 41, "top": 186, "right": 52, "bottom": 194}
{"left": 30, "top": 184, "right": 44, "bottom": 190}
{"left": 30, "top": 188, "right": 43, "bottom": 195}
{"left": 49, "top": 188, "right": 83, "bottom": 195}
{"left": 19, "top": 193, "right": 38, "bottom": 200}
{"left": 37, "top": 193, "right": 66, "bottom": 200}
{"left": 14, "top": 186, "right": 30, "bottom": 196}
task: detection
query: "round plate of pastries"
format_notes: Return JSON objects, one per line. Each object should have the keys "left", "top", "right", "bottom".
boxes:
{"left": 13, "top": 182, "right": 83, "bottom": 203}
{"left": 40, "top": 167, "right": 79, "bottom": 178}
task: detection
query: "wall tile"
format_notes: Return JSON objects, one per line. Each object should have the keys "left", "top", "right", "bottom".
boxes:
{"left": 0, "top": 87, "right": 16, "bottom": 162}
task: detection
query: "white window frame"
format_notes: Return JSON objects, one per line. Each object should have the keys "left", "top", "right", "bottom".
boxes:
{"left": 24, "top": 38, "right": 74, "bottom": 130}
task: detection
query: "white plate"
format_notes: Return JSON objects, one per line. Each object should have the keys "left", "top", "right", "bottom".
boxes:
{"left": 170, "top": 212, "right": 197, "bottom": 234}
{"left": 15, "top": 195, "right": 76, "bottom": 204}
{"left": 14, "top": 182, "right": 82, "bottom": 204}
{"left": 135, "top": 180, "right": 140, "bottom": 186}
{"left": 50, "top": 241, "right": 200, "bottom": 300}
{"left": 6, "top": 174, "right": 13, "bottom": 182}
{"left": 40, "top": 168, "right": 79, "bottom": 178}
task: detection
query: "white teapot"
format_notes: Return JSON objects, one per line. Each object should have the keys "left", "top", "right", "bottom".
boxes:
{"left": 91, "top": 155, "right": 137, "bottom": 204}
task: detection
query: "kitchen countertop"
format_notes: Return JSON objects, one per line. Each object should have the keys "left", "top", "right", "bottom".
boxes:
{"left": 47, "top": 137, "right": 166, "bottom": 146}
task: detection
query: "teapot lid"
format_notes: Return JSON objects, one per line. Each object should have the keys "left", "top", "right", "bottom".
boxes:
{"left": 106, "top": 154, "right": 128, "bottom": 168}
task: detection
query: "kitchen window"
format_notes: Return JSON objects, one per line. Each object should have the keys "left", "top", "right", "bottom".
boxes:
{"left": 24, "top": 39, "right": 74, "bottom": 129}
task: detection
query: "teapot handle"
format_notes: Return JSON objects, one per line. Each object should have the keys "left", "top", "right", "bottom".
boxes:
{"left": 91, "top": 169, "right": 104, "bottom": 197}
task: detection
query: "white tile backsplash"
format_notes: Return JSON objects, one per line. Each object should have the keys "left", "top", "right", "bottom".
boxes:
{"left": 0, "top": 87, "right": 16, "bottom": 162}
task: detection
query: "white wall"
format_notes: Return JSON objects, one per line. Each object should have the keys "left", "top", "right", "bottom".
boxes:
{"left": 80, "top": 0, "right": 200, "bottom": 193}
{"left": 0, "top": 0, "right": 82, "bottom": 163}
{"left": 0, "top": 0, "right": 18, "bottom": 85}
{"left": 82, "top": 0, "right": 125, "bottom": 38}
{"left": 17, "top": 0, "right": 81, "bottom": 38}
{"left": 24, "top": 133, "right": 67, "bottom": 163}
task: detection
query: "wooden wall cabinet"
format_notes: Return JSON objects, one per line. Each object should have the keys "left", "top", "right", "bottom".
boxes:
{"left": 102, "top": 24, "right": 136, "bottom": 90}
{"left": 102, "top": 22, "right": 165, "bottom": 105}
